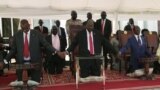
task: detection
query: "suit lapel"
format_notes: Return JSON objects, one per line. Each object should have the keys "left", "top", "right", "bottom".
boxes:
{"left": 133, "top": 36, "right": 139, "bottom": 46}
{"left": 93, "top": 30, "right": 96, "bottom": 52}
{"left": 49, "top": 35, "right": 52, "bottom": 45}
{"left": 84, "top": 30, "right": 88, "bottom": 50}
{"left": 30, "top": 30, "right": 35, "bottom": 50}
{"left": 19, "top": 31, "right": 24, "bottom": 50}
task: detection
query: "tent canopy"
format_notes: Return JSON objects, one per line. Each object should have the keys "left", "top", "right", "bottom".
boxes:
{"left": 0, "top": 0, "right": 160, "bottom": 20}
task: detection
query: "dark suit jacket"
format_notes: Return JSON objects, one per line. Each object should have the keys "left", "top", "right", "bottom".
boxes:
{"left": 5, "top": 30, "right": 56, "bottom": 64}
{"left": 58, "top": 27, "right": 67, "bottom": 42}
{"left": 83, "top": 20, "right": 96, "bottom": 27}
{"left": 120, "top": 36, "right": 151, "bottom": 70}
{"left": 34, "top": 26, "right": 48, "bottom": 35}
{"left": 67, "top": 29, "right": 117, "bottom": 57}
{"left": 95, "top": 19, "right": 112, "bottom": 40}
{"left": 124, "top": 24, "right": 134, "bottom": 32}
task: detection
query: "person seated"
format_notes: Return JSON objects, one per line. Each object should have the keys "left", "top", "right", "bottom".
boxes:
{"left": 119, "top": 26, "right": 154, "bottom": 80}
{"left": 110, "top": 30, "right": 122, "bottom": 70}
{"left": 45, "top": 25, "right": 67, "bottom": 75}
{"left": 153, "top": 35, "right": 160, "bottom": 74}
{"left": 141, "top": 28, "right": 149, "bottom": 38}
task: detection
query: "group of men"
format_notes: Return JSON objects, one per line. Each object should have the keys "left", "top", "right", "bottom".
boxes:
{"left": 0, "top": 10, "right": 155, "bottom": 86}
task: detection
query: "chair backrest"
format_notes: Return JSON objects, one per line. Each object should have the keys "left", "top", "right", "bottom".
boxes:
{"left": 119, "top": 31, "right": 134, "bottom": 55}
{"left": 69, "top": 25, "right": 85, "bottom": 41}
{"left": 145, "top": 31, "right": 159, "bottom": 55}
{"left": 119, "top": 31, "right": 133, "bottom": 48}
{"left": 69, "top": 25, "right": 85, "bottom": 55}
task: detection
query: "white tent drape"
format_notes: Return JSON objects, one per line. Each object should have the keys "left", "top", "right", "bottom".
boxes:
{"left": 0, "top": 0, "right": 160, "bottom": 18}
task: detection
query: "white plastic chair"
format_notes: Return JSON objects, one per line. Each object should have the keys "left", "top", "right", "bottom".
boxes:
{"left": 75, "top": 55, "right": 105, "bottom": 89}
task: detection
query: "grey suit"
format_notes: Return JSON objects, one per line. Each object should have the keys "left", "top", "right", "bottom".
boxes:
{"left": 5, "top": 30, "right": 56, "bottom": 82}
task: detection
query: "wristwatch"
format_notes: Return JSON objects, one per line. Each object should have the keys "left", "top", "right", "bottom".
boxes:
{"left": 52, "top": 51, "right": 57, "bottom": 55}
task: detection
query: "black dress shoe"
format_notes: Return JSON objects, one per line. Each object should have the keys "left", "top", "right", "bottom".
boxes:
{"left": 146, "top": 74, "right": 156, "bottom": 80}
{"left": 140, "top": 76, "right": 147, "bottom": 80}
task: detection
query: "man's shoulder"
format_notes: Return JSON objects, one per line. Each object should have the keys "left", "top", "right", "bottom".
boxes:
{"left": 43, "top": 26, "right": 48, "bottom": 29}
{"left": 15, "top": 30, "right": 22, "bottom": 34}
{"left": 60, "top": 27, "right": 65, "bottom": 30}
{"left": 96, "top": 19, "right": 101, "bottom": 22}
{"left": 128, "top": 36, "right": 135, "bottom": 41}
{"left": 46, "top": 35, "right": 51, "bottom": 39}
{"left": 105, "top": 19, "right": 111, "bottom": 22}
{"left": 76, "top": 19, "right": 82, "bottom": 22}
{"left": 34, "top": 26, "right": 39, "bottom": 29}
{"left": 66, "top": 19, "right": 72, "bottom": 23}
{"left": 30, "top": 29, "right": 40, "bottom": 34}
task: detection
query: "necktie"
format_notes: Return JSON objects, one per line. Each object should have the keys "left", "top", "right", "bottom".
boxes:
{"left": 131, "top": 25, "right": 134, "bottom": 33}
{"left": 89, "top": 33, "right": 94, "bottom": 55}
{"left": 137, "top": 36, "right": 141, "bottom": 46}
{"left": 101, "top": 20, "right": 104, "bottom": 34}
{"left": 23, "top": 32, "right": 30, "bottom": 58}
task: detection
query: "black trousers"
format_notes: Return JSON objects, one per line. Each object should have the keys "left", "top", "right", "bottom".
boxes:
{"left": 16, "top": 61, "right": 41, "bottom": 83}
{"left": 47, "top": 54, "right": 63, "bottom": 74}
{"left": 79, "top": 59, "right": 101, "bottom": 78}
{"left": 0, "top": 70, "right": 3, "bottom": 76}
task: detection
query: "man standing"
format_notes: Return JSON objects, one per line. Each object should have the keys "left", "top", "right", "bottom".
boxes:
{"left": 95, "top": 11, "right": 112, "bottom": 68}
{"left": 83, "top": 12, "right": 95, "bottom": 26}
{"left": 5, "top": 19, "right": 61, "bottom": 86}
{"left": 124, "top": 18, "right": 135, "bottom": 32}
{"left": 55, "top": 20, "right": 67, "bottom": 42}
{"left": 34, "top": 19, "right": 48, "bottom": 37}
{"left": 66, "top": 10, "right": 82, "bottom": 37}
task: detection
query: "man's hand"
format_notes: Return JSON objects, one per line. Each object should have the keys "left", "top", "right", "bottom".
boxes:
{"left": 4, "top": 59, "right": 8, "bottom": 64}
{"left": 57, "top": 51, "right": 67, "bottom": 59}
{"left": 116, "top": 51, "right": 123, "bottom": 60}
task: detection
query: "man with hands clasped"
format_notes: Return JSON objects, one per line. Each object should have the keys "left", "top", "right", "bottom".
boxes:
{"left": 61, "top": 20, "right": 117, "bottom": 82}
{"left": 3, "top": 19, "right": 65, "bottom": 86}
{"left": 119, "top": 26, "right": 154, "bottom": 79}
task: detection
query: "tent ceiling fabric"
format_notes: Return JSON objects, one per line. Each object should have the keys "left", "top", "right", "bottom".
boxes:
{"left": 0, "top": 0, "right": 160, "bottom": 18}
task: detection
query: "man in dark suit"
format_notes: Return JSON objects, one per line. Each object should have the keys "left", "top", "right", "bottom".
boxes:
{"left": 55, "top": 20, "right": 67, "bottom": 68}
{"left": 67, "top": 20, "right": 117, "bottom": 79}
{"left": 124, "top": 18, "right": 135, "bottom": 32}
{"left": 83, "top": 12, "right": 95, "bottom": 26}
{"left": 55, "top": 20, "right": 67, "bottom": 43}
{"left": 0, "top": 36, "right": 4, "bottom": 76}
{"left": 45, "top": 25, "right": 67, "bottom": 74}
{"left": 95, "top": 11, "right": 112, "bottom": 68}
{"left": 34, "top": 19, "right": 48, "bottom": 37}
{"left": 4, "top": 19, "right": 62, "bottom": 86}
{"left": 0, "top": 51, "right": 4, "bottom": 76}
{"left": 119, "top": 26, "right": 152, "bottom": 78}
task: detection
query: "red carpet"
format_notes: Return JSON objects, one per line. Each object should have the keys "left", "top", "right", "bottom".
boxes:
{"left": 0, "top": 73, "right": 16, "bottom": 85}
{"left": 1, "top": 70, "right": 160, "bottom": 90}
{"left": 38, "top": 78, "right": 160, "bottom": 90}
